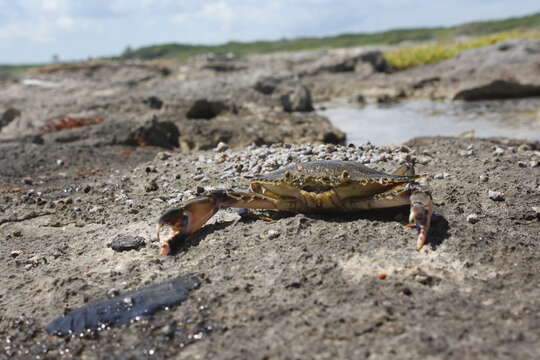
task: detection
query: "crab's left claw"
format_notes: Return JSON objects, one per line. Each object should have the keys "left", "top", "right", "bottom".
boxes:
{"left": 156, "top": 196, "right": 221, "bottom": 255}
{"left": 407, "top": 186, "right": 433, "bottom": 251}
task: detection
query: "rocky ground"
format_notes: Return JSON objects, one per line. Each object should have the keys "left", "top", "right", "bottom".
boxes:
{"left": 1, "top": 39, "right": 540, "bottom": 359}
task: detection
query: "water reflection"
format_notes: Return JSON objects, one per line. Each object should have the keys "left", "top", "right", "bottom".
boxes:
{"left": 319, "top": 99, "right": 540, "bottom": 145}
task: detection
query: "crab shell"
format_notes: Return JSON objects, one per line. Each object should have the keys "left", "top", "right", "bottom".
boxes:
{"left": 247, "top": 160, "right": 422, "bottom": 212}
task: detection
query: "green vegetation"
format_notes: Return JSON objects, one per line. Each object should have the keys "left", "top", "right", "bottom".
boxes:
{"left": 120, "top": 12, "right": 540, "bottom": 62}
{"left": 0, "top": 64, "right": 39, "bottom": 77}
{"left": 384, "top": 30, "right": 540, "bottom": 70}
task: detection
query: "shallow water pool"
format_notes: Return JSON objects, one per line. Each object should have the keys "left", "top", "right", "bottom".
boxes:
{"left": 319, "top": 99, "right": 540, "bottom": 145}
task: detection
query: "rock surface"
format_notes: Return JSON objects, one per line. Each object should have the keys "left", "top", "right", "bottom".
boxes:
{"left": 1, "top": 38, "right": 540, "bottom": 359}
{"left": 1, "top": 136, "right": 539, "bottom": 359}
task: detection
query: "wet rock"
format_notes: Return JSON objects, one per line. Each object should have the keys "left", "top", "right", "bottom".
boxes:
{"left": 454, "top": 80, "right": 540, "bottom": 101}
{"left": 280, "top": 85, "right": 314, "bottom": 112}
{"left": 46, "top": 274, "right": 200, "bottom": 336}
{"left": 186, "top": 99, "right": 228, "bottom": 119}
{"left": 109, "top": 235, "right": 146, "bottom": 252}
{"left": 488, "top": 190, "right": 505, "bottom": 201}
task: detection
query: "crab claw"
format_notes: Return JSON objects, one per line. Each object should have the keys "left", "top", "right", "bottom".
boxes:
{"left": 156, "top": 196, "right": 221, "bottom": 255}
{"left": 408, "top": 188, "right": 433, "bottom": 251}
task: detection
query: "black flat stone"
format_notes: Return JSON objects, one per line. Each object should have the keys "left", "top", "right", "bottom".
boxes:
{"left": 46, "top": 274, "right": 201, "bottom": 336}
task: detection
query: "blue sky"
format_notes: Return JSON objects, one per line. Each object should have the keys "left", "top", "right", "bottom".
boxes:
{"left": 0, "top": 0, "right": 539, "bottom": 64}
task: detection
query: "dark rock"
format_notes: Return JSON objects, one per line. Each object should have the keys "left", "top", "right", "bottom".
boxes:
{"left": 186, "top": 99, "right": 228, "bottom": 119}
{"left": 31, "top": 135, "right": 44, "bottom": 144}
{"left": 413, "top": 77, "right": 441, "bottom": 89}
{"left": 125, "top": 115, "right": 180, "bottom": 148}
{"left": 454, "top": 80, "right": 540, "bottom": 101}
{"left": 109, "top": 235, "right": 146, "bottom": 252}
{"left": 0, "top": 108, "right": 21, "bottom": 130}
{"left": 359, "top": 50, "right": 393, "bottom": 73}
{"left": 280, "top": 85, "right": 314, "bottom": 112}
{"left": 45, "top": 274, "right": 200, "bottom": 336}
{"left": 143, "top": 96, "right": 163, "bottom": 109}
{"left": 322, "top": 130, "right": 346, "bottom": 145}
{"left": 254, "top": 76, "right": 281, "bottom": 95}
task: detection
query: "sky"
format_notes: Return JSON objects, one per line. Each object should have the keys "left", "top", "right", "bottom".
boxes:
{"left": 0, "top": 0, "right": 539, "bottom": 64}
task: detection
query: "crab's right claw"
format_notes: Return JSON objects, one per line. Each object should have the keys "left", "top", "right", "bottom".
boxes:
{"left": 156, "top": 197, "right": 220, "bottom": 255}
{"left": 408, "top": 188, "right": 433, "bottom": 251}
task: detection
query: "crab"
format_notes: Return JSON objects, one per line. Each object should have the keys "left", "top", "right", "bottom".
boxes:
{"left": 156, "top": 160, "right": 433, "bottom": 255}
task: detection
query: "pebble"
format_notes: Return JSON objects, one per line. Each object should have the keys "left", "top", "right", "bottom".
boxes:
{"left": 517, "top": 161, "right": 527, "bottom": 168}
{"left": 492, "top": 147, "right": 505, "bottom": 156}
{"left": 109, "top": 235, "right": 146, "bottom": 252}
{"left": 22, "top": 177, "right": 33, "bottom": 185}
{"left": 479, "top": 175, "right": 489, "bottom": 183}
{"left": 466, "top": 213, "right": 479, "bottom": 224}
{"left": 399, "top": 145, "right": 411, "bottom": 153}
{"left": 433, "top": 173, "right": 449, "bottom": 180}
{"left": 215, "top": 142, "right": 229, "bottom": 152}
{"left": 156, "top": 152, "right": 171, "bottom": 161}
{"left": 56, "top": 159, "right": 64, "bottom": 166}
{"left": 122, "top": 296, "right": 133, "bottom": 306}
{"left": 10, "top": 250, "right": 22, "bottom": 258}
{"left": 460, "top": 150, "right": 475, "bottom": 157}
{"left": 530, "top": 160, "right": 539, "bottom": 168}
{"left": 488, "top": 191, "right": 505, "bottom": 201}
{"left": 144, "top": 179, "right": 159, "bottom": 192}
{"left": 267, "top": 230, "right": 280, "bottom": 240}
{"left": 517, "top": 144, "right": 532, "bottom": 152}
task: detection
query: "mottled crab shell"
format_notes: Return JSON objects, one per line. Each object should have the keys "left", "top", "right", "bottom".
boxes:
{"left": 251, "top": 160, "right": 421, "bottom": 197}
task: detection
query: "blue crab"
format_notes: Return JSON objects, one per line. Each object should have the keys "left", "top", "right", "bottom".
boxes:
{"left": 157, "top": 161, "right": 432, "bottom": 255}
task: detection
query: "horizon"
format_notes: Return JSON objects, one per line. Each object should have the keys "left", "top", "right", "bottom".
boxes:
{"left": 1, "top": 0, "right": 540, "bottom": 65}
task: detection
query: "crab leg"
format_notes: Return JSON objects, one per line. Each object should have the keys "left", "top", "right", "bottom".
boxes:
{"left": 157, "top": 190, "right": 281, "bottom": 255}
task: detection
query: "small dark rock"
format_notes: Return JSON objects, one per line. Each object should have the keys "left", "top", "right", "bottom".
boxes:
{"left": 143, "top": 96, "right": 163, "bottom": 110}
{"left": 254, "top": 76, "right": 281, "bottom": 95}
{"left": 402, "top": 287, "right": 412, "bottom": 296}
{"left": 186, "top": 99, "right": 227, "bottom": 119}
{"left": 0, "top": 107, "right": 21, "bottom": 130}
{"left": 109, "top": 235, "right": 146, "bottom": 252}
{"left": 488, "top": 190, "right": 505, "bottom": 201}
{"left": 31, "top": 135, "right": 45, "bottom": 145}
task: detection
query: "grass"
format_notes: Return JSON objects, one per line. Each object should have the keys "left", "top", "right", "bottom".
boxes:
{"left": 120, "top": 12, "right": 540, "bottom": 62}
{"left": 0, "top": 64, "right": 39, "bottom": 77}
{"left": 383, "top": 30, "right": 540, "bottom": 70}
